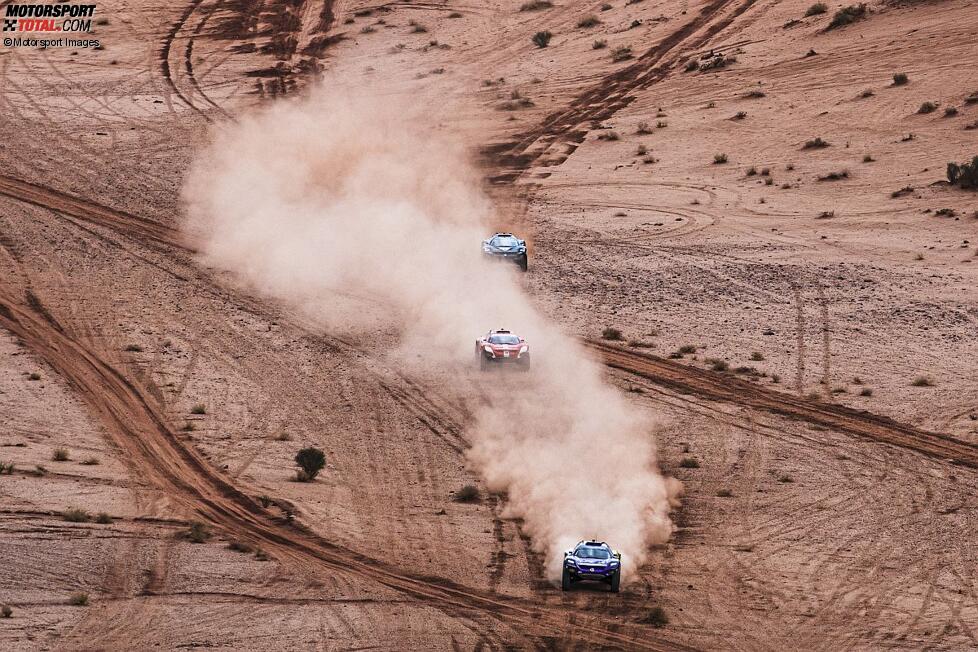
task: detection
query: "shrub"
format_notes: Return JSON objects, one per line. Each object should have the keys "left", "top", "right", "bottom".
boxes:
{"left": 596, "top": 130, "right": 620, "bottom": 141}
{"left": 68, "top": 592, "right": 89, "bottom": 606}
{"left": 408, "top": 20, "right": 427, "bottom": 33}
{"left": 910, "top": 376, "right": 933, "bottom": 387}
{"left": 818, "top": 210, "right": 835, "bottom": 219}
{"left": 918, "top": 101, "right": 937, "bottom": 114}
{"left": 629, "top": 19, "right": 641, "bottom": 28}
{"left": 685, "top": 59, "right": 699, "bottom": 72}
{"left": 28, "top": 372, "right": 41, "bottom": 381}
{"left": 707, "top": 358, "right": 729, "bottom": 371}
{"left": 746, "top": 166, "right": 758, "bottom": 176}
{"left": 863, "top": 154, "right": 875, "bottom": 163}
{"left": 891, "top": 185, "right": 914, "bottom": 198}
{"left": 944, "top": 106, "right": 958, "bottom": 117}
{"left": 63, "top": 508, "right": 91, "bottom": 523}
{"left": 860, "top": 89, "right": 874, "bottom": 98}
{"left": 732, "top": 111, "right": 747, "bottom": 120}
{"left": 947, "top": 156, "right": 978, "bottom": 189}
{"left": 826, "top": 4, "right": 866, "bottom": 30}
{"left": 699, "top": 53, "right": 736, "bottom": 70}
{"left": 228, "top": 540, "right": 254, "bottom": 553}
{"left": 901, "top": 133, "right": 915, "bottom": 142}
{"left": 713, "top": 153, "right": 728, "bottom": 164}
{"left": 80, "top": 457, "right": 100, "bottom": 466}
{"left": 52, "top": 448, "right": 69, "bottom": 462}
{"left": 771, "top": 374, "right": 781, "bottom": 383}
{"left": 656, "top": 120, "right": 667, "bottom": 128}
{"left": 643, "top": 606, "right": 669, "bottom": 627}
{"left": 0, "top": 462, "right": 14, "bottom": 475}
{"left": 677, "top": 345, "right": 697, "bottom": 355}
{"left": 258, "top": 494, "right": 273, "bottom": 508}
{"left": 636, "top": 121, "right": 652, "bottom": 134}
{"left": 186, "top": 521, "right": 211, "bottom": 543}
{"left": 611, "top": 46, "right": 632, "bottom": 62}
{"left": 778, "top": 474, "right": 794, "bottom": 483}
{"left": 95, "top": 512, "right": 112, "bottom": 524}
{"left": 892, "top": 72, "right": 909, "bottom": 86}
{"left": 935, "top": 208, "right": 955, "bottom": 217}
{"left": 679, "top": 458, "right": 700, "bottom": 469}
{"left": 765, "top": 177, "right": 774, "bottom": 186}
{"left": 577, "top": 15, "right": 600, "bottom": 28}
{"left": 803, "top": 137, "right": 829, "bottom": 149}
{"left": 593, "top": 39, "right": 607, "bottom": 49}
{"left": 519, "top": 0, "right": 553, "bottom": 10}
{"left": 859, "top": 387, "right": 873, "bottom": 396}
{"left": 601, "top": 2, "right": 613, "bottom": 9}
{"left": 1, "top": 605, "right": 10, "bottom": 618}
{"left": 454, "top": 484, "right": 480, "bottom": 503}
{"left": 750, "top": 352, "right": 764, "bottom": 361}
{"left": 636, "top": 145, "right": 648, "bottom": 155}
{"left": 716, "top": 488, "right": 733, "bottom": 497}
{"left": 805, "top": 2, "right": 828, "bottom": 16}
{"left": 124, "top": 344, "right": 143, "bottom": 352}
{"left": 964, "top": 93, "right": 978, "bottom": 104}
{"left": 295, "top": 447, "right": 327, "bottom": 482}
{"left": 532, "top": 31, "right": 552, "bottom": 47}
{"left": 744, "top": 89, "right": 765, "bottom": 99}
{"left": 628, "top": 340, "right": 655, "bottom": 348}
{"left": 818, "top": 170, "right": 849, "bottom": 181}
{"left": 602, "top": 327, "right": 624, "bottom": 341}
{"left": 190, "top": 404, "right": 206, "bottom": 415}
{"left": 448, "top": 11, "right": 463, "bottom": 18}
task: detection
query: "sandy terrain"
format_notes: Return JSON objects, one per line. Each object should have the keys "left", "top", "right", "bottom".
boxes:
{"left": 1, "top": 0, "right": 977, "bottom": 649}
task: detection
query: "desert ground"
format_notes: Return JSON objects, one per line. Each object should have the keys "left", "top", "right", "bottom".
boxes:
{"left": 1, "top": 0, "right": 977, "bottom": 649}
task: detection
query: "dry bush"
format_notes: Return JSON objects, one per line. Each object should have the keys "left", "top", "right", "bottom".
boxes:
{"left": 803, "top": 137, "right": 829, "bottom": 149}
{"left": 611, "top": 46, "right": 632, "bottom": 62}
{"left": 602, "top": 327, "right": 624, "bottom": 341}
{"left": 520, "top": 0, "right": 553, "bottom": 10}
{"left": 454, "top": 484, "right": 480, "bottom": 503}
{"left": 532, "top": 31, "right": 552, "bottom": 48}
{"left": 827, "top": 3, "right": 867, "bottom": 29}
{"left": 805, "top": 2, "right": 828, "bottom": 16}
{"left": 577, "top": 15, "right": 600, "bottom": 28}
{"left": 892, "top": 72, "right": 909, "bottom": 86}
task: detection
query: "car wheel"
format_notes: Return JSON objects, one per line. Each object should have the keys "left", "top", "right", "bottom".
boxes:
{"left": 561, "top": 568, "right": 571, "bottom": 591}
{"left": 519, "top": 356, "right": 531, "bottom": 372}
{"left": 609, "top": 571, "right": 620, "bottom": 593}
{"left": 518, "top": 255, "right": 528, "bottom": 272}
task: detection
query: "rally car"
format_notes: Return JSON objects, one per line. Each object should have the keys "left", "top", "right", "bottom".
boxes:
{"left": 561, "top": 540, "right": 621, "bottom": 592}
{"left": 475, "top": 329, "right": 530, "bottom": 371}
{"left": 482, "top": 233, "right": 528, "bottom": 272}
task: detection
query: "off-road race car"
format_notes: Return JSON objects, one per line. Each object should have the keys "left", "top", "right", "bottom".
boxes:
{"left": 482, "top": 233, "right": 528, "bottom": 272}
{"left": 562, "top": 540, "right": 621, "bottom": 592}
{"left": 475, "top": 329, "right": 530, "bottom": 371}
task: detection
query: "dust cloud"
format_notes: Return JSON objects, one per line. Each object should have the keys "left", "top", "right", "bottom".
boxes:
{"left": 182, "top": 83, "right": 681, "bottom": 582}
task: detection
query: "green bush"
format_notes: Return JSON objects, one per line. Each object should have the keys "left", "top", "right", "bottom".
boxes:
{"left": 826, "top": 4, "right": 866, "bottom": 30}
{"left": 892, "top": 72, "right": 909, "bottom": 86}
{"left": 532, "top": 31, "right": 552, "bottom": 48}
{"left": 805, "top": 2, "right": 828, "bottom": 16}
{"left": 947, "top": 156, "right": 978, "bottom": 189}
{"left": 918, "top": 101, "right": 937, "bottom": 114}
{"left": 295, "top": 447, "right": 327, "bottom": 481}
{"left": 454, "top": 484, "right": 480, "bottom": 503}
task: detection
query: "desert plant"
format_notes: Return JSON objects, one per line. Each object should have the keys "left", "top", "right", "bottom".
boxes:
{"left": 707, "top": 358, "right": 729, "bottom": 371}
{"left": 1, "top": 605, "right": 11, "bottom": 618}
{"left": 124, "top": 344, "right": 143, "bottom": 352}
{"left": 685, "top": 59, "right": 699, "bottom": 72}
{"left": 699, "top": 53, "right": 736, "bottom": 70}
{"left": 593, "top": 39, "right": 607, "bottom": 49}
{"left": 944, "top": 106, "right": 958, "bottom": 117}
{"left": 408, "top": 20, "right": 427, "bottom": 33}
{"left": 860, "top": 89, "right": 874, "bottom": 98}
{"left": 732, "top": 111, "right": 747, "bottom": 120}
{"left": 818, "top": 210, "right": 835, "bottom": 218}
{"left": 636, "top": 144, "right": 648, "bottom": 155}
{"left": 679, "top": 457, "right": 700, "bottom": 469}
{"left": 186, "top": 521, "right": 211, "bottom": 543}
{"left": 596, "top": 130, "right": 620, "bottom": 141}
{"left": 746, "top": 166, "right": 758, "bottom": 176}
{"left": 80, "top": 457, "right": 100, "bottom": 466}
{"left": 818, "top": 170, "right": 849, "bottom": 181}
{"left": 611, "top": 46, "right": 632, "bottom": 62}
{"left": 454, "top": 484, "right": 480, "bottom": 503}
{"left": 778, "top": 474, "right": 794, "bottom": 483}
{"left": 629, "top": 19, "right": 641, "bottom": 28}
{"left": 935, "top": 208, "right": 956, "bottom": 217}
{"left": 577, "top": 15, "right": 600, "bottom": 28}
{"left": 0, "top": 462, "right": 14, "bottom": 474}
{"left": 532, "top": 31, "right": 552, "bottom": 48}
{"left": 227, "top": 540, "right": 254, "bottom": 553}
{"left": 628, "top": 340, "right": 655, "bottom": 348}
{"left": 52, "top": 448, "right": 69, "bottom": 462}
{"left": 190, "top": 404, "right": 206, "bottom": 415}
{"left": 295, "top": 447, "right": 327, "bottom": 481}
{"left": 28, "top": 372, "right": 41, "bottom": 381}
{"left": 744, "top": 89, "right": 765, "bottom": 99}
{"left": 602, "top": 327, "right": 624, "bottom": 341}
{"left": 771, "top": 374, "right": 781, "bottom": 383}
{"left": 636, "top": 120, "right": 651, "bottom": 134}
{"left": 918, "top": 101, "right": 937, "bottom": 114}
{"left": 643, "top": 606, "right": 669, "bottom": 628}
{"left": 448, "top": 11, "right": 463, "bottom": 18}
{"left": 859, "top": 387, "right": 873, "bottom": 396}
{"left": 947, "top": 156, "right": 978, "bottom": 189}
{"left": 911, "top": 376, "right": 933, "bottom": 387}
{"left": 713, "top": 153, "right": 728, "bottom": 164}
{"left": 892, "top": 72, "right": 909, "bottom": 86}
{"left": 901, "top": 133, "right": 915, "bottom": 142}
{"left": 716, "top": 488, "right": 733, "bottom": 497}
{"left": 63, "top": 508, "right": 91, "bottom": 523}
{"left": 891, "top": 185, "right": 914, "bottom": 198}
{"left": 68, "top": 593, "right": 89, "bottom": 606}
{"left": 519, "top": 0, "right": 553, "bottom": 10}
{"left": 750, "top": 352, "right": 765, "bottom": 361}
{"left": 826, "top": 4, "right": 866, "bottom": 30}
{"left": 803, "top": 137, "right": 829, "bottom": 149}
{"left": 863, "top": 154, "right": 875, "bottom": 163}
{"left": 805, "top": 2, "right": 828, "bottom": 16}
{"left": 914, "top": 253, "right": 924, "bottom": 260}
{"left": 95, "top": 512, "right": 112, "bottom": 524}
{"left": 258, "top": 494, "right": 273, "bottom": 508}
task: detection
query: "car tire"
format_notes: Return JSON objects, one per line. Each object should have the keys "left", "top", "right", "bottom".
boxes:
{"left": 609, "top": 571, "right": 620, "bottom": 593}
{"left": 518, "top": 255, "right": 528, "bottom": 272}
{"left": 561, "top": 568, "right": 572, "bottom": 591}
{"left": 519, "top": 356, "right": 531, "bottom": 372}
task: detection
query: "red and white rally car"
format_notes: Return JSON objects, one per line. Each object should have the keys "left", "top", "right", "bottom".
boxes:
{"left": 474, "top": 329, "right": 530, "bottom": 371}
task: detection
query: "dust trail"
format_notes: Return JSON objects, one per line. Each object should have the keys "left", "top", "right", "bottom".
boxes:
{"left": 181, "top": 83, "right": 680, "bottom": 582}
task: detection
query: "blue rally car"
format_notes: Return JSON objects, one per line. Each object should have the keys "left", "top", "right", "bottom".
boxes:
{"left": 482, "top": 233, "right": 528, "bottom": 272}
{"left": 562, "top": 540, "right": 622, "bottom": 592}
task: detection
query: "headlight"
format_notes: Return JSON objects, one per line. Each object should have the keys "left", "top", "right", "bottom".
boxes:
{"left": 483, "top": 346, "right": 494, "bottom": 356}
{"left": 565, "top": 558, "right": 577, "bottom": 567}
{"left": 519, "top": 345, "right": 528, "bottom": 354}
{"left": 608, "top": 561, "right": 619, "bottom": 568}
